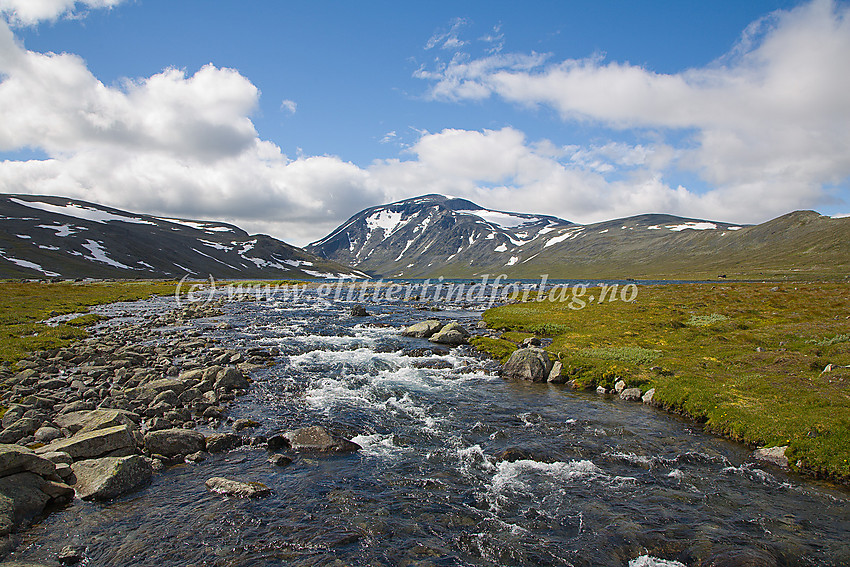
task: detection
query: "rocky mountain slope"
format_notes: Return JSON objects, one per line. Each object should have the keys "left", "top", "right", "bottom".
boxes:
{"left": 308, "top": 195, "right": 850, "bottom": 280}
{"left": 0, "top": 194, "right": 366, "bottom": 280}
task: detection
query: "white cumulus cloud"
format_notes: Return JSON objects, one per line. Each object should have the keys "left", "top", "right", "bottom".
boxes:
{"left": 415, "top": 0, "right": 850, "bottom": 219}
{"left": 0, "top": 0, "right": 125, "bottom": 26}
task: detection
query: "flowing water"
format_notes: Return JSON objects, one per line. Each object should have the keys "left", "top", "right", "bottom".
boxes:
{"left": 9, "top": 290, "right": 850, "bottom": 567}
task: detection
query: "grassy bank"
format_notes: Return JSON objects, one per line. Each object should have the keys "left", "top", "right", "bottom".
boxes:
{"left": 0, "top": 280, "right": 178, "bottom": 364}
{"left": 473, "top": 282, "right": 850, "bottom": 483}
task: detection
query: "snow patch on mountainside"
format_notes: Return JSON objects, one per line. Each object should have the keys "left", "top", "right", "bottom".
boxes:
{"left": 456, "top": 209, "right": 538, "bottom": 228}
{"left": 12, "top": 199, "right": 154, "bottom": 225}
{"left": 157, "top": 218, "right": 234, "bottom": 232}
{"left": 81, "top": 240, "right": 134, "bottom": 269}
{"left": 666, "top": 222, "right": 717, "bottom": 231}
{"left": 366, "top": 210, "right": 405, "bottom": 238}
{"left": 38, "top": 224, "right": 83, "bottom": 237}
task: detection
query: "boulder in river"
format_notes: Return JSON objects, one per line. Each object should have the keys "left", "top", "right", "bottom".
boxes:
{"left": 282, "top": 426, "right": 360, "bottom": 453}
{"left": 0, "top": 471, "right": 73, "bottom": 538}
{"left": 429, "top": 322, "right": 469, "bottom": 345}
{"left": 71, "top": 455, "right": 152, "bottom": 501}
{"left": 205, "top": 477, "right": 271, "bottom": 498}
{"left": 213, "top": 367, "right": 249, "bottom": 392}
{"left": 205, "top": 432, "right": 244, "bottom": 454}
{"left": 501, "top": 348, "right": 553, "bottom": 382}
{"left": 401, "top": 319, "right": 443, "bottom": 338}
{"left": 349, "top": 305, "right": 369, "bottom": 317}
{"left": 144, "top": 428, "right": 205, "bottom": 459}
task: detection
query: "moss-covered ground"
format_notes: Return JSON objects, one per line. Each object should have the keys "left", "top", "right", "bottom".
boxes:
{"left": 474, "top": 282, "right": 850, "bottom": 483}
{"left": 0, "top": 280, "right": 178, "bottom": 364}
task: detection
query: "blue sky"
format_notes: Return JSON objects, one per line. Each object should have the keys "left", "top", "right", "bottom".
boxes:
{"left": 0, "top": 0, "right": 847, "bottom": 245}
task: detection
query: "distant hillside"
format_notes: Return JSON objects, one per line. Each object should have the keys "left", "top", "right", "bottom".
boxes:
{"left": 308, "top": 195, "right": 850, "bottom": 280}
{"left": 0, "top": 194, "right": 366, "bottom": 280}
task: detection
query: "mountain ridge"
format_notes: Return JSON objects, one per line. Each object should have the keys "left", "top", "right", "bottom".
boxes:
{"left": 0, "top": 194, "right": 366, "bottom": 280}
{"left": 308, "top": 195, "right": 850, "bottom": 280}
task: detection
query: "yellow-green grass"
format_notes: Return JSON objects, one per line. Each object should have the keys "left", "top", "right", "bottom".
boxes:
{"left": 478, "top": 283, "right": 850, "bottom": 482}
{"left": 0, "top": 280, "right": 178, "bottom": 364}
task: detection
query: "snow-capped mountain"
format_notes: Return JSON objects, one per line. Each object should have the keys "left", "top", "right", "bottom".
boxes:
{"left": 308, "top": 195, "right": 850, "bottom": 280}
{"left": 0, "top": 194, "right": 366, "bottom": 279}
{"left": 306, "top": 194, "right": 574, "bottom": 277}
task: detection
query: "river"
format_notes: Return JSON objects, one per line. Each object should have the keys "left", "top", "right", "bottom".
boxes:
{"left": 8, "top": 287, "right": 850, "bottom": 566}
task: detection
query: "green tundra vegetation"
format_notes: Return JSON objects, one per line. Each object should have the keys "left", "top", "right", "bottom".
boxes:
{"left": 473, "top": 282, "right": 850, "bottom": 483}
{"left": 0, "top": 280, "right": 178, "bottom": 364}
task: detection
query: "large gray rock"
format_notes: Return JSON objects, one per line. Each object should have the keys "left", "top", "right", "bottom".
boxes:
{"left": 0, "top": 444, "right": 57, "bottom": 478}
{"left": 0, "top": 418, "right": 41, "bottom": 444}
{"left": 71, "top": 455, "right": 152, "bottom": 501}
{"left": 1, "top": 405, "right": 28, "bottom": 429}
{"left": 36, "top": 425, "right": 136, "bottom": 461}
{"left": 501, "top": 348, "right": 553, "bottom": 382}
{"left": 126, "top": 378, "right": 188, "bottom": 402}
{"left": 642, "top": 388, "right": 656, "bottom": 405}
{"left": 0, "top": 472, "right": 74, "bottom": 536}
{"left": 429, "top": 322, "right": 469, "bottom": 345}
{"left": 54, "top": 409, "right": 138, "bottom": 436}
{"left": 205, "top": 477, "right": 270, "bottom": 498}
{"left": 214, "top": 367, "right": 249, "bottom": 391}
{"left": 205, "top": 433, "right": 244, "bottom": 454}
{"left": 144, "top": 428, "right": 205, "bottom": 458}
{"left": 401, "top": 319, "right": 443, "bottom": 338}
{"left": 282, "top": 426, "right": 360, "bottom": 453}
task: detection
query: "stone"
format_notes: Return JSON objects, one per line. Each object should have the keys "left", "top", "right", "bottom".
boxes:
{"left": 282, "top": 426, "right": 360, "bottom": 453}
{"left": 151, "top": 390, "right": 179, "bottom": 406}
{"left": 642, "top": 388, "right": 656, "bottom": 405}
{"left": 0, "top": 444, "right": 57, "bottom": 478}
{"left": 429, "top": 322, "right": 469, "bottom": 345}
{"left": 401, "top": 319, "right": 443, "bottom": 338}
{"left": 752, "top": 446, "right": 789, "bottom": 468}
{"left": 57, "top": 544, "right": 86, "bottom": 564}
{"left": 0, "top": 472, "right": 73, "bottom": 536}
{"left": 546, "top": 361, "right": 565, "bottom": 383}
{"left": 501, "top": 348, "right": 553, "bottom": 382}
{"left": 521, "top": 337, "right": 542, "bottom": 347}
{"left": 267, "top": 434, "right": 291, "bottom": 452}
{"left": 1, "top": 405, "right": 28, "bottom": 429}
{"left": 596, "top": 386, "right": 608, "bottom": 395}
{"left": 233, "top": 418, "right": 260, "bottom": 432}
{"left": 349, "top": 305, "right": 369, "bottom": 317}
{"left": 214, "top": 367, "right": 249, "bottom": 391}
{"left": 619, "top": 388, "right": 643, "bottom": 401}
{"left": 33, "top": 426, "right": 62, "bottom": 444}
{"left": 205, "top": 433, "right": 244, "bottom": 453}
{"left": 268, "top": 454, "right": 293, "bottom": 467}
{"left": 205, "top": 477, "right": 271, "bottom": 498}
{"left": 614, "top": 380, "right": 627, "bottom": 393}
{"left": 185, "top": 451, "right": 206, "bottom": 463}
{"left": 144, "top": 428, "right": 205, "bottom": 458}
{"left": 36, "top": 425, "right": 136, "bottom": 461}
{"left": 0, "top": 418, "right": 41, "bottom": 444}
{"left": 71, "top": 455, "right": 152, "bottom": 501}
{"left": 127, "top": 378, "right": 188, "bottom": 402}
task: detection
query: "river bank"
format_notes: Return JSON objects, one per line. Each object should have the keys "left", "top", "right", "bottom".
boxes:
{"left": 472, "top": 282, "right": 850, "bottom": 485}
